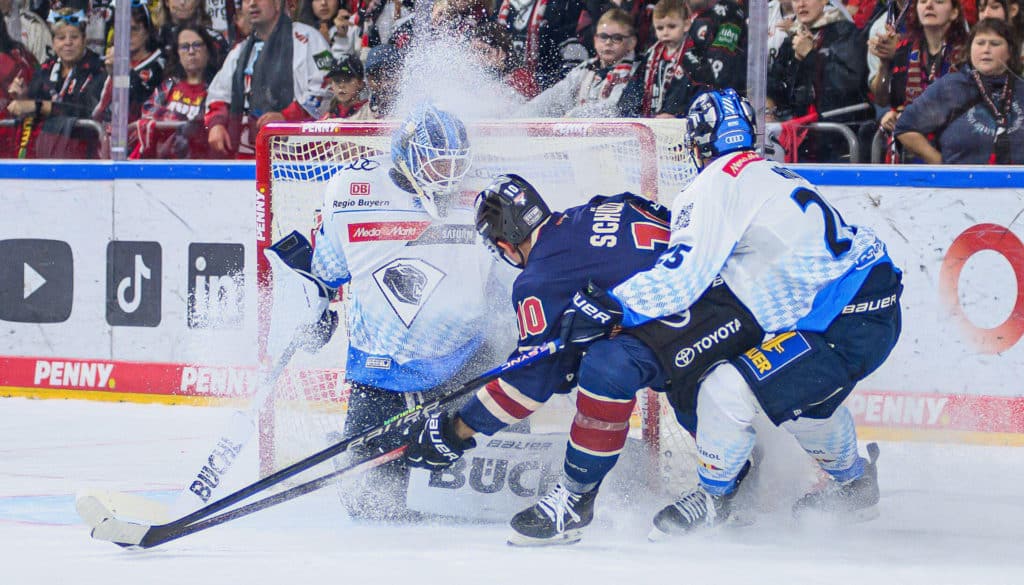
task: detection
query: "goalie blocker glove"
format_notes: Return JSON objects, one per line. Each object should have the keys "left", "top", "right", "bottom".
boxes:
{"left": 265, "top": 231, "right": 338, "bottom": 354}
{"left": 405, "top": 412, "right": 477, "bottom": 470}
{"left": 558, "top": 281, "right": 624, "bottom": 350}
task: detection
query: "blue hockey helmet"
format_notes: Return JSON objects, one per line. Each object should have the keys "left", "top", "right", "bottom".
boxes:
{"left": 685, "top": 89, "right": 756, "bottom": 165}
{"left": 391, "top": 103, "right": 472, "bottom": 218}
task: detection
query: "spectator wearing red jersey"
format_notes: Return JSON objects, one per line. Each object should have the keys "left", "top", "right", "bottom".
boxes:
{"left": 204, "top": 0, "right": 332, "bottom": 158}
{"left": 131, "top": 25, "right": 219, "bottom": 158}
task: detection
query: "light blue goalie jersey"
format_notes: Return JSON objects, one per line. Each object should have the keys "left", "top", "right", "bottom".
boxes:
{"left": 311, "top": 158, "right": 510, "bottom": 392}
{"left": 613, "top": 151, "right": 893, "bottom": 333}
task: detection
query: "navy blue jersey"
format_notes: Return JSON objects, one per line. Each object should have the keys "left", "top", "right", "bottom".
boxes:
{"left": 460, "top": 193, "right": 671, "bottom": 434}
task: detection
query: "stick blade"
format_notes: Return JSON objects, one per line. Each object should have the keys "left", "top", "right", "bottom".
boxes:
{"left": 89, "top": 515, "right": 152, "bottom": 548}
{"left": 75, "top": 490, "right": 173, "bottom": 526}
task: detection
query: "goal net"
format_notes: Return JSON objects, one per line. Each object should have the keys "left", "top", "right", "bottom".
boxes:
{"left": 254, "top": 119, "right": 700, "bottom": 504}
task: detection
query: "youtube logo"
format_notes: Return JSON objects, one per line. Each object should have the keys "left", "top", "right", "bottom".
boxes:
{"left": 0, "top": 239, "right": 74, "bottom": 323}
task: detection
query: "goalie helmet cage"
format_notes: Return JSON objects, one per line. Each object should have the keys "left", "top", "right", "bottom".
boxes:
{"left": 254, "top": 118, "right": 699, "bottom": 496}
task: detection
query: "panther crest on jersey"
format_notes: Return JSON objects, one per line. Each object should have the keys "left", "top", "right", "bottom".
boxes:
{"left": 372, "top": 258, "right": 447, "bottom": 327}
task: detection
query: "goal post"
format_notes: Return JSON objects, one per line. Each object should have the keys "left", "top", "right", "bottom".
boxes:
{"left": 254, "top": 118, "right": 698, "bottom": 495}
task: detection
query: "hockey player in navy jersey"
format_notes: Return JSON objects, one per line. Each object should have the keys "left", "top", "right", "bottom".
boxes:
{"left": 557, "top": 89, "right": 904, "bottom": 537}
{"left": 265, "top": 103, "right": 515, "bottom": 521}
{"left": 403, "top": 173, "right": 765, "bottom": 545}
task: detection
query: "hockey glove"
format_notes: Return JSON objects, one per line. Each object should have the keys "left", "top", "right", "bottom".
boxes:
{"left": 558, "top": 281, "right": 623, "bottom": 350}
{"left": 297, "top": 308, "right": 338, "bottom": 354}
{"left": 405, "top": 412, "right": 477, "bottom": 470}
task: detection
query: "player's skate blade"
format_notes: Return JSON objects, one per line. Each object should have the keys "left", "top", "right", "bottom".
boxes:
{"left": 507, "top": 483, "right": 596, "bottom": 547}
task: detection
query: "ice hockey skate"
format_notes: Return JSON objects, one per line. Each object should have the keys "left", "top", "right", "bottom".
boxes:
{"left": 648, "top": 485, "right": 736, "bottom": 541}
{"left": 793, "top": 443, "right": 881, "bottom": 523}
{"left": 507, "top": 483, "right": 597, "bottom": 547}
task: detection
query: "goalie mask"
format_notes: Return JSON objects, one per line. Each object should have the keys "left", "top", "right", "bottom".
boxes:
{"left": 474, "top": 174, "right": 551, "bottom": 268}
{"left": 685, "top": 89, "right": 756, "bottom": 168}
{"left": 391, "top": 103, "right": 473, "bottom": 218}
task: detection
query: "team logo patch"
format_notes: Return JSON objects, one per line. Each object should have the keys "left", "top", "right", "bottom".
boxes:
{"left": 372, "top": 258, "right": 446, "bottom": 327}
{"left": 738, "top": 332, "right": 812, "bottom": 381}
{"left": 673, "top": 203, "right": 693, "bottom": 230}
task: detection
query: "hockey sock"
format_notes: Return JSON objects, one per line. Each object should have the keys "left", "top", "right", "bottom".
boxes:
{"left": 694, "top": 364, "right": 760, "bottom": 496}
{"left": 563, "top": 387, "right": 636, "bottom": 490}
{"left": 782, "top": 406, "right": 864, "bottom": 482}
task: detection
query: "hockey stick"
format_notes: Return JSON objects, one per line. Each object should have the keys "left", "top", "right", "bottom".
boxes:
{"left": 84, "top": 340, "right": 562, "bottom": 549}
{"left": 97, "top": 446, "right": 408, "bottom": 548}
{"left": 76, "top": 342, "right": 299, "bottom": 528}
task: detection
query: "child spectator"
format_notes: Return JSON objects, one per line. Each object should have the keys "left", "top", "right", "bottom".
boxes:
{"left": 130, "top": 24, "right": 219, "bottom": 158}
{"left": 470, "top": 19, "right": 540, "bottom": 98}
{"left": 359, "top": 42, "right": 401, "bottom": 118}
{"left": 521, "top": 7, "right": 638, "bottom": 117}
{"left": 7, "top": 7, "right": 108, "bottom": 158}
{"left": 320, "top": 53, "right": 367, "bottom": 118}
{"left": 619, "top": 0, "right": 693, "bottom": 117}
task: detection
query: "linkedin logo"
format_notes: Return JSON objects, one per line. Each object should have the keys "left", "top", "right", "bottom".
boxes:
{"left": 187, "top": 243, "right": 245, "bottom": 329}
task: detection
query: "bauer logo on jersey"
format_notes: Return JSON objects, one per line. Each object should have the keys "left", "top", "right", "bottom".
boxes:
{"left": 738, "top": 332, "right": 812, "bottom": 381}
{"left": 372, "top": 258, "right": 446, "bottom": 327}
{"left": 187, "top": 243, "right": 245, "bottom": 329}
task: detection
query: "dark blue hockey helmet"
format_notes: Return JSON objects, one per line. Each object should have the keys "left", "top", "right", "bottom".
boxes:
{"left": 474, "top": 174, "right": 551, "bottom": 267}
{"left": 392, "top": 103, "right": 472, "bottom": 218}
{"left": 685, "top": 89, "right": 756, "bottom": 165}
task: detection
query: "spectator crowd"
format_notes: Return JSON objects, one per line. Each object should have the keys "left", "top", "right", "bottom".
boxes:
{"left": 1, "top": 0, "right": 1021, "bottom": 162}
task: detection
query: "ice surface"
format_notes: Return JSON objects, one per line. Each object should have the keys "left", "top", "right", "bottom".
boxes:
{"left": 2, "top": 397, "right": 1022, "bottom": 585}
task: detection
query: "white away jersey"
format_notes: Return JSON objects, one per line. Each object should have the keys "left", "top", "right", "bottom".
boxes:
{"left": 613, "top": 151, "right": 892, "bottom": 333}
{"left": 311, "top": 158, "right": 507, "bottom": 392}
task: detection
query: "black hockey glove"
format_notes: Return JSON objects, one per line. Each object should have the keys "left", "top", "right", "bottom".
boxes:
{"left": 558, "top": 281, "right": 624, "bottom": 350}
{"left": 405, "top": 411, "right": 476, "bottom": 470}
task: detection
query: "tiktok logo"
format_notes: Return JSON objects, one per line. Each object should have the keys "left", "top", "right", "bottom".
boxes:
{"left": 187, "top": 243, "right": 245, "bottom": 329}
{"left": 106, "top": 241, "right": 161, "bottom": 327}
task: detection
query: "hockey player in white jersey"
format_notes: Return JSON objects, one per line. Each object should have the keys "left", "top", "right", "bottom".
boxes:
{"left": 557, "top": 89, "right": 904, "bottom": 536}
{"left": 270, "top": 103, "right": 511, "bottom": 520}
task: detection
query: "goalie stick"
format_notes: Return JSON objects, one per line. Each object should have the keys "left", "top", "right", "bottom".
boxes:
{"left": 81, "top": 340, "right": 563, "bottom": 549}
{"left": 75, "top": 341, "right": 299, "bottom": 528}
{"left": 77, "top": 233, "right": 332, "bottom": 526}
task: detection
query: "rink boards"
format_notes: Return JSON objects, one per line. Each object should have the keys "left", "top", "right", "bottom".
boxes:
{"left": 0, "top": 162, "right": 1022, "bottom": 443}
